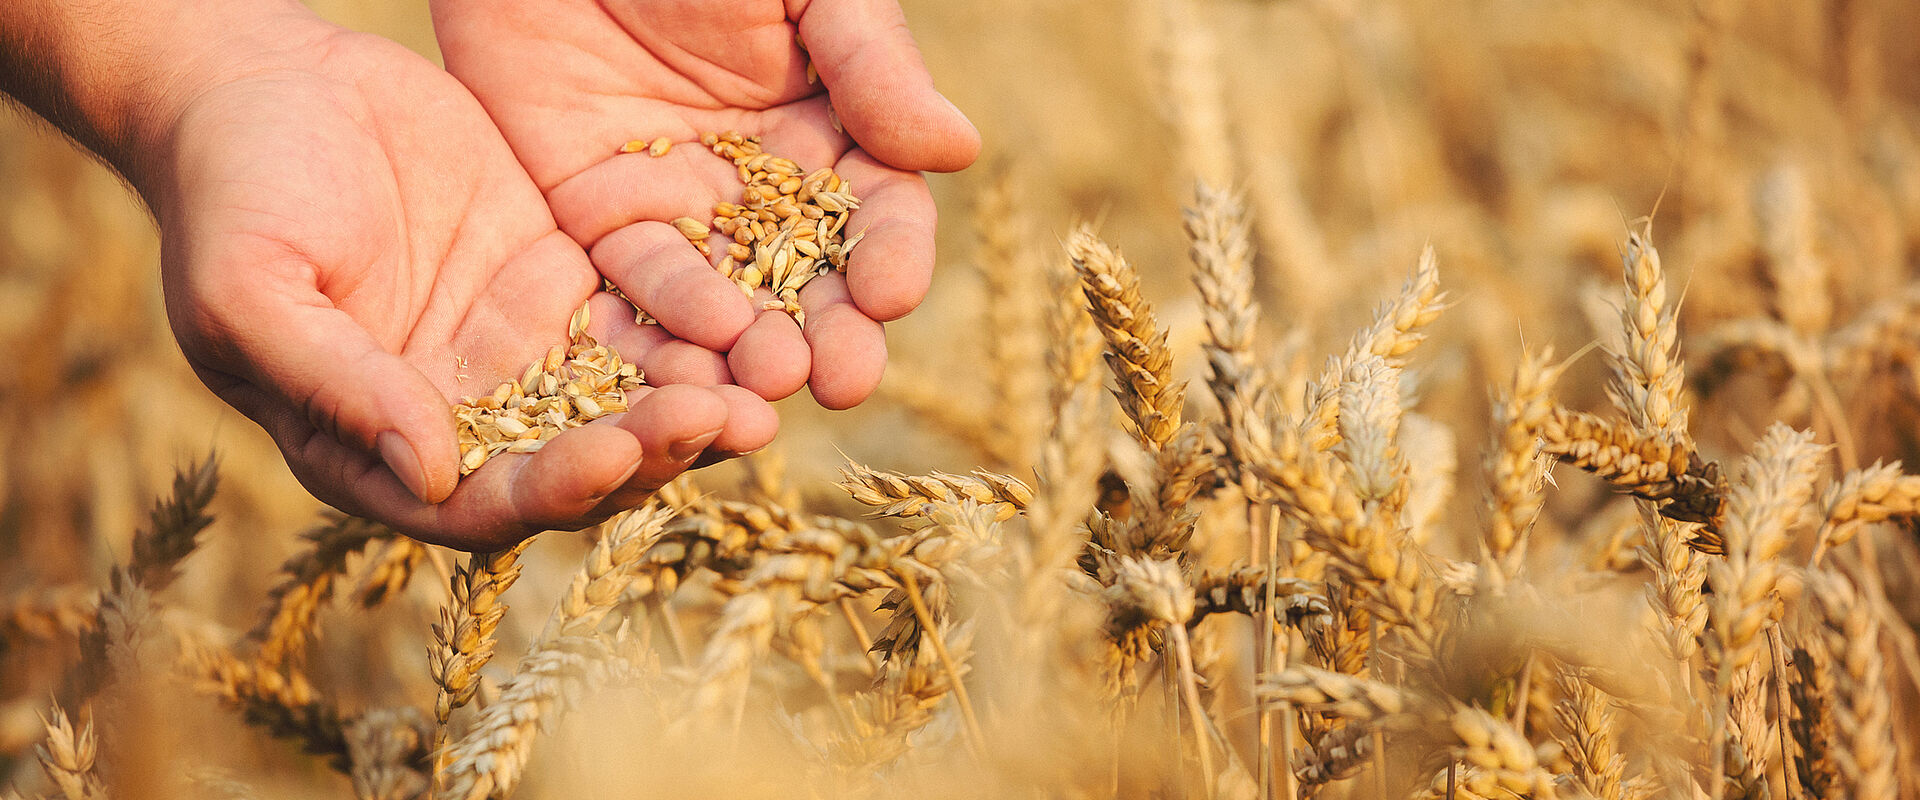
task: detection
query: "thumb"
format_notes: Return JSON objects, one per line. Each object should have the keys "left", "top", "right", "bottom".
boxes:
{"left": 798, "top": 0, "right": 981, "bottom": 173}
{"left": 196, "top": 300, "right": 460, "bottom": 505}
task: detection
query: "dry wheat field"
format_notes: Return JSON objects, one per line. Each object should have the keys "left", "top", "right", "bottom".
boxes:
{"left": 6, "top": 0, "right": 1920, "bottom": 798}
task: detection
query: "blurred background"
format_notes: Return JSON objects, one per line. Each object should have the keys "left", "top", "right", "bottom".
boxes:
{"left": 4, "top": 0, "right": 1918, "bottom": 794}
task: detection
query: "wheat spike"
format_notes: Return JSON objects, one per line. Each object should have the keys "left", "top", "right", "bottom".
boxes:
{"left": 837, "top": 462, "right": 1033, "bottom": 520}
{"left": 1067, "top": 225, "right": 1186, "bottom": 451}
{"left": 1484, "top": 349, "right": 1561, "bottom": 591}
{"left": 34, "top": 703, "right": 102, "bottom": 800}
{"left": 972, "top": 167, "right": 1047, "bottom": 470}
{"left": 1810, "top": 575, "right": 1896, "bottom": 798}
{"left": 435, "top": 637, "right": 628, "bottom": 800}
{"left": 180, "top": 636, "right": 349, "bottom": 760}
{"left": 250, "top": 514, "right": 395, "bottom": 669}
{"left": 129, "top": 456, "right": 219, "bottom": 594}
{"left": 345, "top": 708, "right": 430, "bottom": 800}
{"left": 540, "top": 504, "right": 672, "bottom": 641}
{"left": 1186, "top": 181, "right": 1274, "bottom": 473}
{"left": 429, "top": 540, "right": 533, "bottom": 773}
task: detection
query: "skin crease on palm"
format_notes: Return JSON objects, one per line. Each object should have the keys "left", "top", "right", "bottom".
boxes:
{"left": 428, "top": 0, "right": 983, "bottom": 410}
{"left": 143, "top": 8, "right": 781, "bottom": 550}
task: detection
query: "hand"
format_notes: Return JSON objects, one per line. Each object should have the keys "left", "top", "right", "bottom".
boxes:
{"left": 144, "top": 12, "right": 776, "bottom": 549}
{"left": 431, "top": 0, "right": 981, "bottom": 408}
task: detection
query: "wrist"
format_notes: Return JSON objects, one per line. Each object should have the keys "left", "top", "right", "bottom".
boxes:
{"left": 1, "top": 0, "right": 328, "bottom": 200}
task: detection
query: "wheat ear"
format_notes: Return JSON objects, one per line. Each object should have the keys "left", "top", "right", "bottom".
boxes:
{"left": 429, "top": 540, "right": 533, "bottom": 772}
{"left": 250, "top": 514, "right": 394, "bottom": 669}
{"left": 33, "top": 703, "right": 102, "bottom": 800}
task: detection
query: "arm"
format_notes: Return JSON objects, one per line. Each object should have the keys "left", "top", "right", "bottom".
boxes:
{"left": 1, "top": 0, "right": 778, "bottom": 549}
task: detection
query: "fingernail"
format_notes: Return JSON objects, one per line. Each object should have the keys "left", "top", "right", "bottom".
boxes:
{"left": 378, "top": 431, "right": 431, "bottom": 502}
{"left": 590, "top": 461, "right": 643, "bottom": 500}
{"left": 668, "top": 428, "right": 723, "bottom": 462}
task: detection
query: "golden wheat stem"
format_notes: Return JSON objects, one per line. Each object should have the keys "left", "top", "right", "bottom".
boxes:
{"left": 837, "top": 597, "right": 880, "bottom": 676}
{"left": 1769, "top": 627, "right": 1805, "bottom": 800}
{"left": 901, "top": 574, "right": 984, "bottom": 756}
{"left": 1166, "top": 621, "right": 1217, "bottom": 799}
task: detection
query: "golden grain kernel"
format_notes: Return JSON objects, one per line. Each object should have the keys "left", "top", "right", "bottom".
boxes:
{"left": 671, "top": 217, "right": 711, "bottom": 240}
{"left": 648, "top": 137, "right": 672, "bottom": 157}
{"left": 728, "top": 243, "right": 752, "bottom": 262}
{"left": 619, "top": 139, "right": 648, "bottom": 154}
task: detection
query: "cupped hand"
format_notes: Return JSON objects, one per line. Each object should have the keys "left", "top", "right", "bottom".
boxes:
{"left": 431, "top": 0, "right": 980, "bottom": 409}
{"left": 146, "top": 12, "right": 776, "bottom": 550}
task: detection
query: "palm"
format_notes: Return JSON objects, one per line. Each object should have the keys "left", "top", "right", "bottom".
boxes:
{"left": 434, "top": 0, "right": 979, "bottom": 408}
{"left": 159, "top": 27, "right": 771, "bottom": 548}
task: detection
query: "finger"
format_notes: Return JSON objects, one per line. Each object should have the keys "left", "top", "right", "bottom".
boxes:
{"left": 185, "top": 291, "right": 461, "bottom": 505}
{"left": 797, "top": 0, "right": 981, "bottom": 173}
{"left": 727, "top": 309, "right": 811, "bottom": 400}
{"left": 706, "top": 384, "right": 780, "bottom": 455}
{"left": 546, "top": 143, "right": 741, "bottom": 247}
{"left": 588, "top": 291, "right": 734, "bottom": 386}
{"left": 834, "top": 151, "right": 936, "bottom": 321}
{"left": 600, "top": 383, "right": 730, "bottom": 497}
{"left": 597, "top": 384, "right": 780, "bottom": 507}
{"left": 592, "top": 221, "right": 755, "bottom": 351}
{"left": 796, "top": 273, "right": 886, "bottom": 409}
